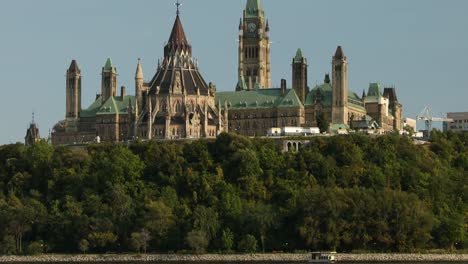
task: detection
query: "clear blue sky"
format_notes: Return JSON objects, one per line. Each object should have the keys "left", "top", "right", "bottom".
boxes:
{"left": 1, "top": 0, "right": 467, "bottom": 144}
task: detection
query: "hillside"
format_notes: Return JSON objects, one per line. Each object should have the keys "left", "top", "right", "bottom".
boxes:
{"left": 0, "top": 132, "right": 466, "bottom": 254}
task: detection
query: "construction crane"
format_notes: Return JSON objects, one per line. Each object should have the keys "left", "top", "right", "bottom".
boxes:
{"left": 417, "top": 106, "right": 453, "bottom": 138}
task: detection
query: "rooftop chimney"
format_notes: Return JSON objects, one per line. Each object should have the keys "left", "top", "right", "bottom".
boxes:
{"left": 121, "top": 86, "right": 126, "bottom": 98}
{"left": 281, "top": 79, "right": 287, "bottom": 96}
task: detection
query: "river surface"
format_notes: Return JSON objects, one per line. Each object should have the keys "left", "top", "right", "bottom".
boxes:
{"left": 3, "top": 262, "right": 464, "bottom": 264}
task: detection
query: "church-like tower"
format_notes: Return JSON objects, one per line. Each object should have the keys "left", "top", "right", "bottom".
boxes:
{"left": 66, "top": 60, "right": 81, "bottom": 119}
{"left": 237, "top": 0, "right": 271, "bottom": 90}
{"left": 332, "top": 46, "right": 348, "bottom": 124}
{"left": 292, "top": 48, "right": 308, "bottom": 104}
{"left": 135, "top": 58, "right": 144, "bottom": 111}
{"left": 101, "top": 58, "right": 117, "bottom": 103}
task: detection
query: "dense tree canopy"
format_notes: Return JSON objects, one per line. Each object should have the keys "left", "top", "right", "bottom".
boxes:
{"left": 0, "top": 131, "right": 466, "bottom": 254}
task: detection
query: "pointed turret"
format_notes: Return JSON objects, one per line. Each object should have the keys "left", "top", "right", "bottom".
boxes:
{"left": 135, "top": 58, "right": 144, "bottom": 111}
{"left": 25, "top": 113, "right": 41, "bottom": 146}
{"left": 334, "top": 45, "right": 345, "bottom": 60}
{"left": 101, "top": 58, "right": 117, "bottom": 102}
{"left": 265, "top": 20, "right": 270, "bottom": 32}
{"left": 103, "top": 58, "right": 117, "bottom": 73}
{"left": 362, "top": 89, "right": 367, "bottom": 98}
{"left": 68, "top": 60, "right": 80, "bottom": 73}
{"left": 294, "top": 48, "right": 307, "bottom": 64}
{"left": 164, "top": 14, "right": 192, "bottom": 57}
{"left": 239, "top": 18, "right": 243, "bottom": 31}
{"left": 332, "top": 45, "right": 348, "bottom": 124}
{"left": 135, "top": 58, "right": 144, "bottom": 80}
{"left": 66, "top": 60, "right": 82, "bottom": 119}
{"left": 292, "top": 48, "right": 308, "bottom": 104}
{"left": 245, "top": 0, "right": 264, "bottom": 17}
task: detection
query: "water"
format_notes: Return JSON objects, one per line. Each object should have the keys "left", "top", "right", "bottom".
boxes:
{"left": 5, "top": 262, "right": 463, "bottom": 264}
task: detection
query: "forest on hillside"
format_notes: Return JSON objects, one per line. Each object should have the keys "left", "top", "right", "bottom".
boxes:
{"left": 0, "top": 132, "right": 466, "bottom": 254}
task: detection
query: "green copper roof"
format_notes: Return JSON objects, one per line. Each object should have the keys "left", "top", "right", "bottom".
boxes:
{"left": 294, "top": 48, "right": 307, "bottom": 64}
{"left": 80, "top": 95, "right": 135, "bottom": 118}
{"left": 216, "top": 88, "right": 302, "bottom": 110}
{"left": 305, "top": 83, "right": 365, "bottom": 110}
{"left": 305, "top": 83, "right": 333, "bottom": 106}
{"left": 245, "top": 0, "right": 264, "bottom": 17}
{"left": 365, "top": 83, "right": 383, "bottom": 103}
{"left": 97, "top": 96, "right": 135, "bottom": 115}
{"left": 80, "top": 97, "right": 104, "bottom": 118}
{"left": 103, "top": 58, "right": 116, "bottom": 73}
{"left": 348, "top": 92, "right": 365, "bottom": 110}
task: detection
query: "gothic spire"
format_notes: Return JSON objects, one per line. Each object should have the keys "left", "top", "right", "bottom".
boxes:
{"left": 245, "top": 0, "right": 264, "bottom": 18}
{"left": 334, "top": 46, "right": 345, "bottom": 60}
{"left": 246, "top": 0, "right": 263, "bottom": 13}
{"left": 135, "top": 58, "right": 144, "bottom": 80}
{"left": 103, "top": 58, "right": 116, "bottom": 73}
{"left": 68, "top": 60, "right": 80, "bottom": 73}
{"left": 164, "top": 11, "right": 192, "bottom": 57}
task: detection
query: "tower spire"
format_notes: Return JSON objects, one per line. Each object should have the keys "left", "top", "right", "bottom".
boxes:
{"left": 175, "top": 0, "right": 181, "bottom": 16}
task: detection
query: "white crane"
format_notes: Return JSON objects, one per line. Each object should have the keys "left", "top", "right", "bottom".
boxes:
{"left": 417, "top": 106, "right": 453, "bottom": 138}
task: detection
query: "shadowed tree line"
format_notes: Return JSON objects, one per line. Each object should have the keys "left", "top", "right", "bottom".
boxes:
{"left": 0, "top": 131, "right": 466, "bottom": 254}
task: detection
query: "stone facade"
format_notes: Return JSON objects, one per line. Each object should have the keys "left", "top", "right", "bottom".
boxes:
{"left": 216, "top": 0, "right": 403, "bottom": 137}
{"left": 52, "top": 0, "right": 403, "bottom": 145}
{"left": 52, "top": 13, "right": 227, "bottom": 145}
{"left": 237, "top": 0, "right": 271, "bottom": 90}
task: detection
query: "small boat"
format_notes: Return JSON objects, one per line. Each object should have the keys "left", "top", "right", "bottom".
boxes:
{"left": 308, "top": 251, "right": 337, "bottom": 263}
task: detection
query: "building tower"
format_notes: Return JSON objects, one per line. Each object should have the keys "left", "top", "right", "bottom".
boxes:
{"left": 66, "top": 60, "right": 81, "bottom": 119}
{"left": 135, "top": 58, "right": 144, "bottom": 109}
{"left": 292, "top": 48, "right": 308, "bottom": 104}
{"left": 101, "top": 58, "right": 117, "bottom": 103}
{"left": 238, "top": 0, "right": 271, "bottom": 90}
{"left": 25, "top": 113, "right": 41, "bottom": 146}
{"left": 384, "top": 87, "right": 403, "bottom": 131}
{"left": 331, "top": 46, "right": 348, "bottom": 125}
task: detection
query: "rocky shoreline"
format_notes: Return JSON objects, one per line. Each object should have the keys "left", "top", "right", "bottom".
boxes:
{"left": 0, "top": 253, "right": 467, "bottom": 263}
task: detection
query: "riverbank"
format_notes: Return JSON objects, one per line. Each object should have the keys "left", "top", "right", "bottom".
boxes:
{"left": 0, "top": 253, "right": 467, "bottom": 263}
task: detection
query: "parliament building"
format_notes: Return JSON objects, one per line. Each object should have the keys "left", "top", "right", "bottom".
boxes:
{"left": 51, "top": 0, "right": 402, "bottom": 145}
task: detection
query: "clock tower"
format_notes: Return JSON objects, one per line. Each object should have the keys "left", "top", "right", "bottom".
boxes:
{"left": 237, "top": 0, "right": 271, "bottom": 90}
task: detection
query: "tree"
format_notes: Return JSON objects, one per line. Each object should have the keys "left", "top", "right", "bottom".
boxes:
{"left": 130, "top": 229, "right": 151, "bottom": 253}
{"left": 238, "top": 234, "right": 258, "bottom": 253}
{"left": 87, "top": 232, "right": 117, "bottom": 251}
{"left": 192, "top": 206, "right": 220, "bottom": 241}
{"left": 79, "top": 239, "right": 89, "bottom": 254}
{"left": 316, "top": 112, "right": 329, "bottom": 134}
{"left": 144, "top": 201, "right": 175, "bottom": 243}
{"left": 186, "top": 230, "right": 209, "bottom": 253}
{"left": 221, "top": 228, "right": 234, "bottom": 252}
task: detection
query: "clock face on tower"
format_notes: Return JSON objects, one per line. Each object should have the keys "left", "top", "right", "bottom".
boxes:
{"left": 248, "top": 22, "right": 257, "bottom": 33}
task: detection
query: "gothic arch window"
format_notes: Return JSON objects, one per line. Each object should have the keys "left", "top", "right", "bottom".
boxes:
{"left": 253, "top": 68, "right": 258, "bottom": 76}
{"left": 175, "top": 101, "right": 181, "bottom": 113}
{"left": 245, "top": 49, "right": 248, "bottom": 59}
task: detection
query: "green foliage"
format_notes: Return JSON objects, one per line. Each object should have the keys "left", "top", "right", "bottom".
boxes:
{"left": 238, "top": 234, "right": 258, "bottom": 253}
{"left": 0, "top": 132, "right": 466, "bottom": 253}
{"left": 316, "top": 112, "right": 329, "bottom": 133}
{"left": 78, "top": 239, "right": 89, "bottom": 254}
{"left": 130, "top": 229, "right": 150, "bottom": 253}
{"left": 186, "top": 230, "right": 209, "bottom": 253}
{"left": 221, "top": 228, "right": 234, "bottom": 251}
{"left": 26, "top": 240, "right": 43, "bottom": 255}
